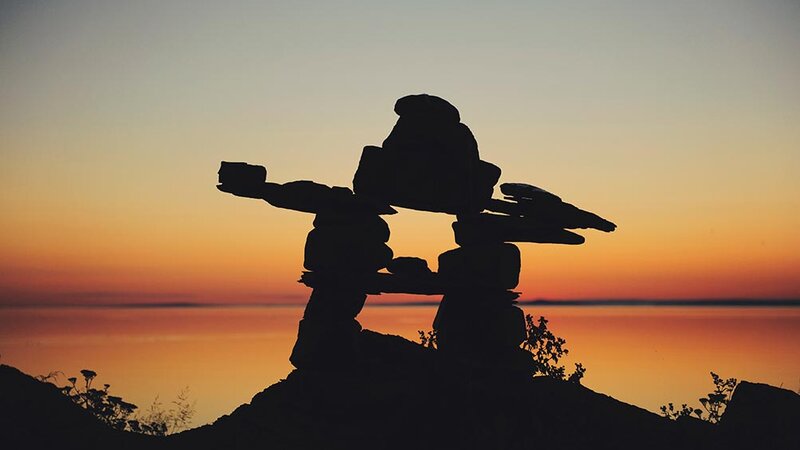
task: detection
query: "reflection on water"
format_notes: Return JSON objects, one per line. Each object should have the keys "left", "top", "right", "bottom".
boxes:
{"left": 1, "top": 305, "right": 798, "bottom": 427}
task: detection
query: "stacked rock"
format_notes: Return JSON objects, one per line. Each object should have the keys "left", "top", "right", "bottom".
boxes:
{"left": 349, "top": 95, "right": 525, "bottom": 367}
{"left": 293, "top": 211, "right": 393, "bottom": 368}
{"left": 351, "top": 94, "right": 616, "bottom": 369}
{"left": 353, "top": 94, "right": 501, "bottom": 214}
{"left": 434, "top": 243, "right": 527, "bottom": 368}
{"left": 218, "top": 93, "right": 616, "bottom": 372}
{"left": 217, "top": 168, "right": 396, "bottom": 369}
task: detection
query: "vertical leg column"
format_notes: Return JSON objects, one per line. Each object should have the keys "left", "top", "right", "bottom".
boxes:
{"left": 433, "top": 243, "right": 527, "bottom": 368}
{"left": 290, "top": 212, "right": 392, "bottom": 369}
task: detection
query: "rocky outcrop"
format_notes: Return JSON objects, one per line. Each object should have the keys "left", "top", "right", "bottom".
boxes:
{"left": 0, "top": 365, "right": 150, "bottom": 450}
{"left": 4, "top": 333, "right": 797, "bottom": 450}
{"left": 716, "top": 381, "right": 800, "bottom": 449}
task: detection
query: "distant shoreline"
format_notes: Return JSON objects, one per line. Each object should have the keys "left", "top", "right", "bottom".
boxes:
{"left": 2, "top": 299, "right": 799, "bottom": 309}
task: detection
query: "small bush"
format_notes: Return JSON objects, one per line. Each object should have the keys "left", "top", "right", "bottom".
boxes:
{"left": 660, "top": 372, "right": 737, "bottom": 423}
{"left": 417, "top": 330, "right": 438, "bottom": 349}
{"left": 36, "top": 369, "right": 195, "bottom": 435}
{"left": 521, "top": 315, "right": 585, "bottom": 383}
{"left": 418, "top": 313, "right": 585, "bottom": 384}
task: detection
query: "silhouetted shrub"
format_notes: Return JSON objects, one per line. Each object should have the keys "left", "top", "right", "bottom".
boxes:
{"left": 417, "top": 329, "right": 438, "bottom": 349}
{"left": 131, "top": 388, "right": 195, "bottom": 435}
{"left": 521, "top": 315, "right": 585, "bottom": 384}
{"left": 418, "top": 314, "right": 585, "bottom": 383}
{"left": 660, "top": 372, "right": 737, "bottom": 423}
{"left": 660, "top": 402, "right": 701, "bottom": 420}
{"left": 36, "top": 369, "right": 194, "bottom": 435}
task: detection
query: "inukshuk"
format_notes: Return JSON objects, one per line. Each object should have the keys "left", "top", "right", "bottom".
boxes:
{"left": 217, "top": 94, "right": 616, "bottom": 371}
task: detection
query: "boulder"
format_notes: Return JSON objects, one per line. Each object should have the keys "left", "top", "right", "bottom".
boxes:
{"left": 717, "top": 381, "right": 800, "bottom": 450}
{"left": 437, "top": 243, "right": 520, "bottom": 289}
{"left": 302, "top": 287, "right": 368, "bottom": 320}
{"left": 217, "top": 169, "right": 396, "bottom": 215}
{"left": 289, "top": 317, "right": 363, "bottom": 369}
{"left": 453, "top": 213, "right": 585, "bottom": 245}
{"left": 313, "top": 212, "right": 390, "bottom": 243}
{"left": 433, "top": 297, "right": 527, "bottom": 350}
{"left": 384, "top": 95, "right": 474, "bottom": 158}
{"left": 352, "top": 94, "right": 504, "bottom": 214}
{"left": 487, "top": 183, "right": 616, "bottom": 232}
{"left": 304, "top": 228, "right": 393, "bottom": 272}
{"left": 263, "top": 181, "right": 395, "bottom": 215}
{"left": 485, "top": 197, "right": 616, "bottom": 232}
{"left": 364, "top": 272, "right": 443, "bottom": 295}
{"left": 382, "top": 119, "right": 479, "bottom": 160}
{"left": 385, "top": 95, "right": 466, "bottom": 157}
{"left": 218, "top": 161, "right": 267, "bottom": 187}
{"left": 393, "top": 93, "right": 460, "bottom": 123}
{"left": 299, "top": 271, "right": 445, "bottom": 295}
{"left": 353, "top": 146, "right": 500, "bottom": 214}
{"left": 500, "top": 183, "right": 561, "bottom": 203}
{"left": 265, "top": 181, "right": 339, "bottom": 212}
{"left": 299, "top": 272, "right": 525, "bottom": 297}
{"left": 386, "top": 257, "right": 431, "bottom": 275}
{"left": 0, "top": 365, "right": 146, "bottom": 450}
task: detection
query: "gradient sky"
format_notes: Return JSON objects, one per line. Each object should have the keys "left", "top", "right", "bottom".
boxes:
{"left": 1, "top": 0, "right": 799, "bottom": 305}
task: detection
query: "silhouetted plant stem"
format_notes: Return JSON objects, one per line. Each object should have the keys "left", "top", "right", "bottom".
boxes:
{"left": 660, "top": 372, "right": 737, "bottom": 423}
{"left": 36, "top": 368, "right": 195, "bottom": 435}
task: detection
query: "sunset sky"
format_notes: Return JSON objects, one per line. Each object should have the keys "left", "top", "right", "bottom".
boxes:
{"left": 2, "top": 0, "right": 799, "bottom": 305}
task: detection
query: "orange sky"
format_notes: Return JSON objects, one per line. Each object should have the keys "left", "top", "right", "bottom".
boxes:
{"left": 1, "top": 1, "right": 799, "bottom": 305}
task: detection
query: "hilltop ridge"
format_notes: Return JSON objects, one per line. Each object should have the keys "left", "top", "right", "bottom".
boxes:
{"left": 2, "top": 329, "right": 798, "bottom": 450}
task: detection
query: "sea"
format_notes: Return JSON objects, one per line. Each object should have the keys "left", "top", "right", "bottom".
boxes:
{"left": 1, "top": 303, "right": 798, "bottom": 427}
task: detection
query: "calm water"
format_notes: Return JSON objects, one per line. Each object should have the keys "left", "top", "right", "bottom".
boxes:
{"left": 1, "top": 305, "right": 798, "bottom": 427}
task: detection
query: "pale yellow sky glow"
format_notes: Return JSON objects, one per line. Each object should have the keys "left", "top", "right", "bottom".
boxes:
{"left": 1, "top": 0, "right": 799, "bottom": 304}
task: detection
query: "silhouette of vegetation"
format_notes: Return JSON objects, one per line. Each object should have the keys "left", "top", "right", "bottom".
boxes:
{"left": 132, "top": 389, "right": 195, "bottom": 435}
{"left": 417, "top": 329, "right": 438, "bottom": 349}
{"left": 522, "top": 315, "right": 585, "bottom": 383}
{"left": 660, "top": 372, "right": 738, "bottom": 423}
{"left": 419, "top": 314, "right": 585, "bottom": 383}
{"left": 36, "top": 369, "right": 194, "bottom": 435}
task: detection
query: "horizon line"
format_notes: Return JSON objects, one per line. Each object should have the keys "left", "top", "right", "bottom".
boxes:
{"left": 1, "top": 298, "right": 799, "bottom": 309}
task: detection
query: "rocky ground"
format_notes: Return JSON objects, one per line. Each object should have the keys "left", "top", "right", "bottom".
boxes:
{"left": 2, "top": 329, "right": 798, "bottom": 450}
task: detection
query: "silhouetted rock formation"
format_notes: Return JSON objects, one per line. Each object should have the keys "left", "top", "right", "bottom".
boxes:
{"left": 386, "top": 256, "right": 431, "bottom": 275}
{"left": 0, "top": 364, "right": 150, "bottom": 450}
{"left": 300, "top": 270, "right": 445, "bottom": 295}
{"left": 381, "top": 94, "right": 475, "bottom": 163}
{"left": 435, "top": 242, "right": 525, "bottom": 363}
{"left": 488, "top": 182, "right": 617, "bottom": 232}
{"left": 216, "top": 166, "right": 398, "bottom": 368}
{"left": 303, "top": 226, "right": 393, "bottom": 272}
{"left": 294, "top": 208, "right": 392, "bottom": 368}
{"left": 453, "top": 212, "right": 586, "bottom": 245}
{"left": 217, "top": 176, "right": 396, "bottom": 215}
{"left": 218, "top": 161, "right": 266, "bottom": 189}
{"left": 217, "top": 93, "right": 618, "bottom": 371}
{"left": 313, "top": 212, "right": 391, "bottom": 242}
{"left": 434, "top": 292, "right": 529, "bottom": 367}
{"left": 352, "top": 145, "right": 501, "bottom": 214}
{"left": 438, "top": 243, "right": 520, "bottom": 289}
{"left": 352, "top": 95, "right": 501, "bottom": 214}
{"left": 9, "top": 94, "right": 795, "bottom": 449}
{"left": 717, "top": 381, "right": 800, "bottom": 449}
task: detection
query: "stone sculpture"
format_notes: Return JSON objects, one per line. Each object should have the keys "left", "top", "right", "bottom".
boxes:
{"left": 217, "top": 94, "right": 615, "bottom": 371}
